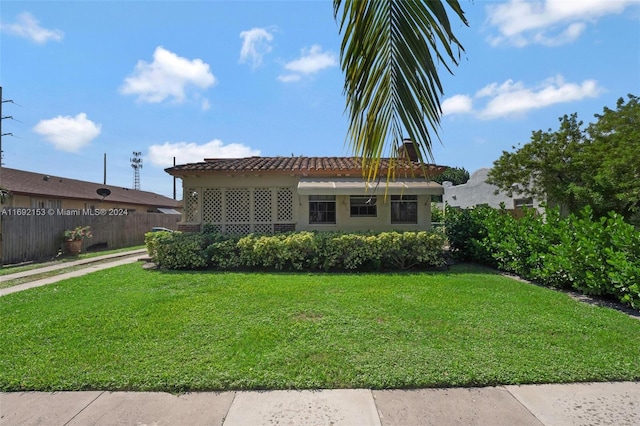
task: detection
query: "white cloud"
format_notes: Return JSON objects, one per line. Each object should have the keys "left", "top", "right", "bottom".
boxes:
{"left": 148, "top": 139, "right": 261, "bottom": 167}
{"left": 442, "top": 95, "right": 473, "bottom": 115}
{"left": 33, "top": 113, "right": 101, "bottom": 152}
{"left": 239, "top": 27, "right": 274, "bottom": 69}
{"left": 1, "top": 12, "right": 63, "bottom": 44}
{"left": 278, "top": 44, "right": 337, "bottom": 82}
{"left": 486, "top": 0, "right": 634, "bottom": 47}
{"left": 120, "top": 46, "right": 216, "bottom": 103}
{"left": 277, "top": 74, "right": 301, "bottom": 83}
{"left": 477, "top": 75, "right": 602, "bottom": 119}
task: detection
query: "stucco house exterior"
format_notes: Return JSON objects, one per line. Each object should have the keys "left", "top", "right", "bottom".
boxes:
{"left": 166, "top": 150, "right": 446, "bottom": 234}
{"left": 443, "top": 168, "right": 544, "bottom": 211}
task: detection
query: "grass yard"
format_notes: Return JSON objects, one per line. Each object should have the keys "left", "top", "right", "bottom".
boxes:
{"left": 1, "top": 263, "right": 639, "bottom": 392}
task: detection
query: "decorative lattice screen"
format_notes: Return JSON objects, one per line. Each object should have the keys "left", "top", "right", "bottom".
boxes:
{"left": 202, "top": 189, "right": 223, "bottom": 223}
{"left": 277, "top": 188, "right": 294, "bottom": 221}
{"left": 191, "top": 186, "right": 294, "bottom": 235}
{"left": 185, "top": 189, "right": 199, "bottom": 222}
{"left": 254, "top": 223, "right": 273, "bottom": 234}
{"left": 225, "top": 189, "right": 250, "bottom": 223}
{"left": 254, "top": 188, "right": 272, "bottom": 223}
{"left": 226, "top": 224, "right": 251, "bottom": 235}
{"left": 206, "top": 224, "right": 222, "bottom": 233}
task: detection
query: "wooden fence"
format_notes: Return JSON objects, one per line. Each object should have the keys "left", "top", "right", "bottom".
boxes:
{"left": 0, "top": 213, "right": 180, "bottom": 265}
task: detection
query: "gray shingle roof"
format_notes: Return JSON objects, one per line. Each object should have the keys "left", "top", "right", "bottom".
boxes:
{"left": 0, "top": 167, "right": 180, "bottom": 208}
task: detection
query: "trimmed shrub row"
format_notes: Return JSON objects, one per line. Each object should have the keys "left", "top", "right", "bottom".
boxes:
{"left": 445, "top": 205, "right": 640, "bottom": 310}
{"left": 145, "top": 230, "right": 446, "bottom": 272}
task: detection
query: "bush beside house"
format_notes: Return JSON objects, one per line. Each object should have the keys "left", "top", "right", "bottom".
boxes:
{"left": 146, "top": 229, "right": 446, "bottom": 272}
{"left": 445, "top": 205, "right": 640, "bottom": 310}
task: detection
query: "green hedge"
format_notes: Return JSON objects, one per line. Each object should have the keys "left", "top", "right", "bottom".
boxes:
{"left": 146, "top": 230, "right": 446, "bottom": 272}
{"left": 445, "top": 205, "right": 640, "bottom": 309}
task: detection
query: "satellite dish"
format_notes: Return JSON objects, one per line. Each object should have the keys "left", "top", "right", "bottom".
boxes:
{"left": 97, "top": 188, "right": 111, "bottom": 197}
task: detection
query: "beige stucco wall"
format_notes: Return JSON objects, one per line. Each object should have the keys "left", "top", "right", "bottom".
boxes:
{"left": 297, "top": 194, "right": 432, "bottom": 232}
{"left": 179, "top": 174, "right": 434, "bottom": 232}
{"left": 4, "top": 194, "right": 162, "bottom": 213}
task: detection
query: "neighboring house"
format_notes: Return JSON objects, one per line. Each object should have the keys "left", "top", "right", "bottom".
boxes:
{"left": 166, "top": 148, "right": 445, "bottom": 234}
{"left": 0, "top": 167, "right": 181, "bottom": 214}
{"left": 443, "top": 168, "right": 544, "bottom": 211}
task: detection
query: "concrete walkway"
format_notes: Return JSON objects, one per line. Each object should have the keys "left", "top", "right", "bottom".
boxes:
{"left": 1, "top": 382, "right": 638, "bottom": 425}
{"left": 1, "top": 251, "right": 639, "bottom": 425}
{"left": 0, "top": 249, "right": 147, "bottom": 297}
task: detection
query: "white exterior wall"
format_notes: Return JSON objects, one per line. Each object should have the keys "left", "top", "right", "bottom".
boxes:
{"left": 443, "top": 168, "right": 544, "bottom": 211}
{"left": 179, "top": 174, "right": 434, "bottom": 233}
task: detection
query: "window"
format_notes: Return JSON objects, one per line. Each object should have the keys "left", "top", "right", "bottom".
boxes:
{"left": 350, "top": 195, "right": 377, "bottom": 217}
{"left": 32, "top": 199, "right": 45, "bottom": 209}
{"left": 309, "top": 195, "right": 336, "bottom": 224}
{"left": 31, "top": 198, "right": 61, "bottom": 209}
{"left": 514, "top": 198, "right": 534, "bottom": 209}
{"left": 391, "top": 195, "right": 418, "bottom": 224}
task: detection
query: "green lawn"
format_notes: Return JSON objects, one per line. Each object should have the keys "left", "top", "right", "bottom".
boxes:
{"left": 1, "top": 263, "right": 638, "bottom": 392}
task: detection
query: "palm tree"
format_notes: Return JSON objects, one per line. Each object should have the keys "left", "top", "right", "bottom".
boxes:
{"left": 334, "top": 0, "right": 467, "bottom": 180}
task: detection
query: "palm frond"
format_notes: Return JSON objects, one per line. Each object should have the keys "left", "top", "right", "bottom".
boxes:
{"left": 334, "top": 0, "right": 467, "bottom": 180}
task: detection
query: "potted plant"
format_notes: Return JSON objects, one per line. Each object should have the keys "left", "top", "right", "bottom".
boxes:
{"left": 63, "top": 226, "right": 92, "bottom": 255}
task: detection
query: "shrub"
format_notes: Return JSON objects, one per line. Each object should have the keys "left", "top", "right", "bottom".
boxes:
{"left": 444, "top": 204, "right": 640, "bottom": 310}
{"left": 319, "top": 233, "right": 377, "bottom": 270}
{"left": 444, "top": 205, "right": 494, "bottom": 264}
{"left": 144, "top": 230, "right": 173, "bottom": 259}
{"left": 154, "top": 232, "right": 209, "bottom": 269}
{"left": 431, "top": 202, "right": 445, "bottom": 222}
{"left": 543, "top": 209, "right": 640, "bottom": 307}
{"left": 152, "top": 229, "right": 446, "bottom": 273}
{"left": 379, "top": 231, "right": 446, "bottom": 270}
{"left": 207, "top": 238, "right": 242, "bottom": 270}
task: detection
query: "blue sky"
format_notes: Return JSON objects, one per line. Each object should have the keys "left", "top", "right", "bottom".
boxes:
{"left": 1, "top": 0, "right": 639, "bottom": 199}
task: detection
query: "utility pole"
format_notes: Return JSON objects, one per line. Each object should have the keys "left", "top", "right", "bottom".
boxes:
{"left": 130, "top": 151, "right": 142, "bottom": 190}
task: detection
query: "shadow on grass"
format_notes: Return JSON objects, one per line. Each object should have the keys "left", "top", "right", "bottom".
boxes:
{"left": 144, "top": 262, "right": 501, "bottom": 277}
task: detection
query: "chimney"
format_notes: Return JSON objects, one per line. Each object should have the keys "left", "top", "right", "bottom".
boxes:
{"left": 399, "top": 138, "right": 419, "bottom": 162}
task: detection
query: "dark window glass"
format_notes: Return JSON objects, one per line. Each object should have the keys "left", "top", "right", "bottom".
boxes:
{"left": 350, "top": 196, "right": 377, "bottom": 217}
{"left": 309, "top": 195, "right": 336, "bottom": 224}
{"left": 391, "top": 195, "right": 417, "bottom": 224}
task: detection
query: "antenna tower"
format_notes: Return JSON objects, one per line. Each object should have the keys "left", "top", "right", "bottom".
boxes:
{"left": 1, "top": 86, "right": 16, "bottom": 168}
{"left": 130, "top": 151, "right": 142, "bottom": 190}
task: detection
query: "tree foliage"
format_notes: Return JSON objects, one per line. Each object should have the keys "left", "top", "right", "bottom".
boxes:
{"left": 431, "top": 166, "right": 470, "bottom": 185}
{"left": 334, "top": 0, "right": 467, "bottom": 180}
{"left": 487, "top": 94, "right": 640, "bottom": 224}
{"left": 0, "top": 188, "right": 10, "bottom": 204}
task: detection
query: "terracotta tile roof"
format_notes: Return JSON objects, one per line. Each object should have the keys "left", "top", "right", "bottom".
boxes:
{"left": 0, "top": 167, "right": 180, "bottom": 208}
{"left": 166, "top": 156, "right": 446, "bottom": 177}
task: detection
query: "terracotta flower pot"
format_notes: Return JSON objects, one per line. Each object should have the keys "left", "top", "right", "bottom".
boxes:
{"left": 64, "top": 239, "right": 83, "bottom": 255}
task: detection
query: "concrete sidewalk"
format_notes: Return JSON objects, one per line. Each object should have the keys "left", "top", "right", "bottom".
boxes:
{"left": 0, "top": 249, "right": 147, "bottom": 297}
{"left": 1, "top": 382, "right": 638, "bottom": 425}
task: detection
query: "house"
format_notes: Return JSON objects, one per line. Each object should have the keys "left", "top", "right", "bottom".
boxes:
{"left": 165, "top": 145, "right": 446, "bottom": 234}
{"left": 0, "top": 167, "right": 181, "bottom": 214}
{"left": 443, "top": 168, "right": 544, "bottom": 211}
